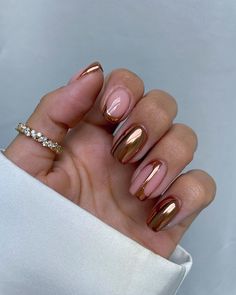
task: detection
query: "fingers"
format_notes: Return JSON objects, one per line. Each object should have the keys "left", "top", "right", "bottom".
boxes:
{"left": 4, "top": 62, "right": 104, "bottom": 176}
{"left": 84, "top": 68, "right": 145, "bottom": 127}
{"left": 111, "top": 90, "right": 178, "bottom": 163}
{"left": 100, "top": 68, "right": 145, "bottom": 123}
{"left": 146, "top": 170, "right": 216, "bottom": 233}
{"left": 103, "top": 76, "right": 216, "bottom": 245}
{"left": 129, "top": 123, "right": 198, "bottom": 200}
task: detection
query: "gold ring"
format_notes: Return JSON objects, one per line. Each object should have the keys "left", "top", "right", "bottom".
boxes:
{"left": 16, "top": 123, "right": 63, "bottom": 154}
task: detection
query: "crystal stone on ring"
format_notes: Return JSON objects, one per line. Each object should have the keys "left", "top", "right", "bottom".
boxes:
{"left": 19, "top": 123, "right": 26, "bottom": 131}
{"left": 38, "top": 136, "right": 45, "bottom": 143}
{"left": 36, "top": 132, "right": 42, "bottom": 139}
{"left": 31, "top": 130, "right": 37, "bottom": 139}
{"left": 24, "top": 127, "right": 31, "bottom": 137}
{"left": 47, "top": 141, "right": 53, "bottom": 148}
{"left": 42, "top": 138, "right": 49, "bottom": 146}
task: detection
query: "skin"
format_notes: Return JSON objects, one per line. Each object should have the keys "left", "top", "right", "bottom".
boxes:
{"left": 4, "top": 65, "right": 216, "bottom": 258}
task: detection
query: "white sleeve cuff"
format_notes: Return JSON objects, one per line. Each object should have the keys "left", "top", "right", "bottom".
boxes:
{"left": 0, "top": 151, "right": 192, "bottom": 295}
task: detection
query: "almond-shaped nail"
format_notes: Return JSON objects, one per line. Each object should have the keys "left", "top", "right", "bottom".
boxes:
{"left": 129, "top": 160, "right": 167, "bottom": 201}
{"left": 78, "top": 61, "right": 103, "bottom": 79}
{"left": 147, "top": 196, "right": 180, "bottom": 232}
{"left": 103, "top": 88, "right": 131, "bottom": 123}
{"left": 111, "top": 125, "right": 147, "bottom": 164}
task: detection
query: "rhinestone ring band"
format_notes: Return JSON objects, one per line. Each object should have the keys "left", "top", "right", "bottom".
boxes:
{"left": 16, "top": 123, "right": 64, "bottom": 154}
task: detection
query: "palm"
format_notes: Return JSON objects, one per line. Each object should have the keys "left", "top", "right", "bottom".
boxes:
{"left": 42, "top": 120, "right": 182, "bottom": 258}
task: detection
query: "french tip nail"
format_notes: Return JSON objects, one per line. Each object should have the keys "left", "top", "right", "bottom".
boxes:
{"left": 78, "top": 61, "right": 103, "bottom": 79}
{"left": 137, "top": 195, "right": 149, "bottom": 201}
{"left": 102, "top": 88, "right": 131, "bottom": 124}
{"left": 134, "top": 187, "right": 148, "bottom": 201}
{"left": 132, "top": 160, "right": 164, "bottom": 202}
{"left": 102, "top": 107, "right": 120, "bottom": 124}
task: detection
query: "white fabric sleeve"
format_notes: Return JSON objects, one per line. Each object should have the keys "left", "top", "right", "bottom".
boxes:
{"left": 0, "top": 150, "right": 192, "bottom": 295}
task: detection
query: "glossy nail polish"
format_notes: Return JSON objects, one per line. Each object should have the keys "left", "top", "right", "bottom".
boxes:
{"left": 103, "top": 87, "right": 131, "bottom": 123}
{"left": 147, "top": 196, "right": 180, "bottom": 232}
{"left": 130, "top": 160, "right": 167, "bottom": 201}
{"left": 78, "top": 61, "right": 103, "bottom": 79}
{"left": 111, "top": 125, "right": 147, "bottom": 164}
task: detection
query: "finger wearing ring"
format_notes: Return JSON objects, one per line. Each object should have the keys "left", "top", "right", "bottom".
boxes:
{"left": 5, "top": 62, "right": 104, "bottom": 176}
{"left": 16, "top": 123, "right": 64, "bottom": 154}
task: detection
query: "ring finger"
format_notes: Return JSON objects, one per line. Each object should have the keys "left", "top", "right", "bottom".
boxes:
{"left": 129, "top": 123, "right": 198, "bottom": 201}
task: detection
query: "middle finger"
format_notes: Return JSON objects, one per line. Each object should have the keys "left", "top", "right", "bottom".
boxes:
{"left": 129, "top": 123, "right": 198, "bottom": 200}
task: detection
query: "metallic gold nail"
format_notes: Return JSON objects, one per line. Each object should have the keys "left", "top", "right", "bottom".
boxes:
{"left": 134, "top": 161, "right": 162, "bottom": 201}
{"left": 78, "top": 61, "right": 103, "bottom": 78}
{"left": 111, "top": 125, "right": 147, "bottom": 164}
{"left": 146, "top": 196, "right": 180, "bottom": 232}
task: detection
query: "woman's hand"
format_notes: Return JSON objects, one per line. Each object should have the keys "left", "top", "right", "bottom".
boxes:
{"left": 4, "top": 62, "right": 216, "bottom": 258}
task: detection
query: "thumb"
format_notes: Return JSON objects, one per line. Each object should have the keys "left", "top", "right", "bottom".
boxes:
{"left": 4, "top": 62, "right": 104, "bottom": 176}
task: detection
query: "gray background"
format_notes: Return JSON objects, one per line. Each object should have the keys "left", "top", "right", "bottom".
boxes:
{"left": 0, "top": 0, "right": 235, "bottom": 294}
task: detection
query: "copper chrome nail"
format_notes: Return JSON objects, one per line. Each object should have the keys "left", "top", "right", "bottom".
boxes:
{"left": 146, "top": 196, "right": 180, "bottom": 232}
{"left": 135, "top": 160, "right": 162, "bottom": 201}
{"left": 79, "top": 61, "right": 103, "bottom": 78}
{"left": 111, "top": 125, "right": 147, "bottom": 164}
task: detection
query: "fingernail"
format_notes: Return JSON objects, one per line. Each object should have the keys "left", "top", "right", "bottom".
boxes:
{"left": 103, "top": 87, "right": 131, "bottom": 123}
{"left": 129, "top": 160, "right": 167, "bottom": 201}
{"left": 146, "top": 196, "right": 180, "bottom": 232}
{"left": 78, "top": 61, "right": 103, "bottom": 79}
{"left": 111, "top": 125, "right": 147, "bottom": 164}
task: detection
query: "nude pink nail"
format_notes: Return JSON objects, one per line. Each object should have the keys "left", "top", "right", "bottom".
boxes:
{"left": 103, "top": 87, "right": 131, "bottom": 123}
{"left": 129, "top": 160, "right": 167, "bottom": 201}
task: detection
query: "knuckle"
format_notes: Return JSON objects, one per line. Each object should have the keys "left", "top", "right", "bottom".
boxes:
{"left": 174, "top": 123, "right": 198, "bottom": 146}
{"left": 147, "top": 89, "right": 178, "bottom": 117}
{"left": 183, "top": 170, "right": 216, "bottom": 207}
{"left": 195, "top": 170, "right": 216, "bottom": 205}
{"left": 37, "top": 90, "right": 61, "bottom": 125}
{"left": 110, "top": 68, "right": 144, "bottom": 87}
{"left": 39, "top": 92, "right": 53, "bottom": 105}
{"left": 172, "top": 123, "right": 198, "bottom": 152}
{"left": 39, "top": 86, "right": 65, "bottom": 106}
{"left": 39, "top": 94, "right": 48, "bottom": 104}
{"left": 138, "top": 96, "right": 172, "bottom": 127}
{"left": 186, "top": 174, "right": 207, "bottom": 199}
{"left": 34, "top": 93, "right": 50, "bottom": 115}
{"left": 169, "top": 135, "right": 194, "bottom": 163}
{"left": 158, "top": 106, "right": 172, "bottom": 127}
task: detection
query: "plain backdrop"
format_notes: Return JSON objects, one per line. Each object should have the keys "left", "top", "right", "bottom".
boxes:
{"left": 0, "top": 0, "right": 235, "bottom": 294}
